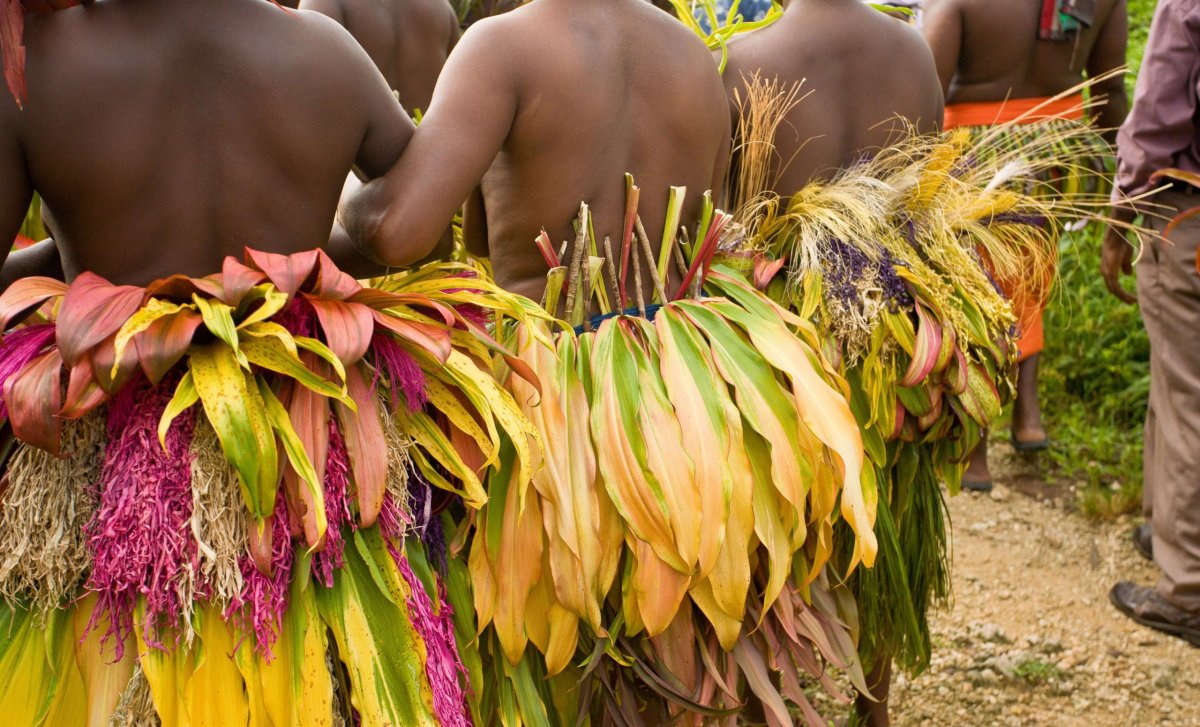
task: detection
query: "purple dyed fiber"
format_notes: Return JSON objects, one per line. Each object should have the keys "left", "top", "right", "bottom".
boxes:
{"left": 878, "top": 250, "right": 913, "bottom": 309}
{"left": 445, "top": 272, "right": 491, "bottom": 332}
{"left": 0, "top": 324, "right": 56, "bottom": 420}
{"left": 405, "top": 475, "right": 447, "bottom": 573}
{"left": 276, "top": 298, "right": 316, "bottom": 338}
{"left": 370, "top": 332, "right": 427, "bottom": 413}
{"left": 313, "top": 419, "right": 354, "bottom": 588}
{"left": 227, "top": 493, "right": 293, "bottom": 661}
{"left": 85, "top": 376, "right": 197, "bottom": 657}
{"left": 393, "top": 550, "right": 473, "bottom": 727}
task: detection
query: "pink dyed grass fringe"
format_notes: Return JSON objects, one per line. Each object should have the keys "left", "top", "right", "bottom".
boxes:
{"left": 227, "top": 492, "right": 293, "bottom": 661}
{"left": 393, "top": 545, "right": 473, "bottom": 727}
{"left": 86, "top": 377, "right": 197, "bottom": 657}
{"left": 313, "top": 419, "right": 353, "bottom": 588}
{"left": 370, "top": 332, "right": 427, "bottom": 413}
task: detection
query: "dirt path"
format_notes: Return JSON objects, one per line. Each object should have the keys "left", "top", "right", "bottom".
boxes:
{"left": 889, "top": 444, "right": 1200, "bottom": 726}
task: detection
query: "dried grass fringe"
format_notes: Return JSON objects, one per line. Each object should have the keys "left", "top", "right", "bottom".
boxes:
{"left": 0, "top": 411, "right": 106, "bottom": 612}
{"left": 382, "top": 400, "right": 415, "bottom": 532}
{"left": 187, "top": 420, "right": 246, "bottom": 619}
{"left": 108, "top": 666, "right": 160, "bottom": 727}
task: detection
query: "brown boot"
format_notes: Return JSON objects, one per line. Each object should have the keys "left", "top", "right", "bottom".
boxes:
{"left": 1132, "top": 524, "right": 1153, "bottom": 562}
{"left": 1110, "top": 582, "right": 1200, "bottom": 647}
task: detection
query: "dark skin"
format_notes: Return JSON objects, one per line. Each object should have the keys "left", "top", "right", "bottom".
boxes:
{"left": 0, "top": 0, "right": 426, "bottom": 289}
{"left": 299, "top": 0, "right": 461, "bottom": 113}
{"left": 924, "top": 0, "right": 1129, "bottom": 138}
{"left": 343, "top": 0, "right": 730, "bottom": 304}
{"left": 723, "top": 0, "right": 943, "bottom": 192}
{"left": 924, "top": 0, "right": 1129, "bottom": 479}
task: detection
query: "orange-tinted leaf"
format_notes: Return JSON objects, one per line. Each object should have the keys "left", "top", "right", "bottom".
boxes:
{"left": 4, "top": 348, "right": 62, "bottom": 453}
{"left": 335, "top": 363, "right": 387, "bottom": 527}
{"left": 244, "top": 248, "right": 320, "bottom": 298}
{"left": 308, "top": 298, "right": 373, "bottom": 366}
{"left": 133, "top": 308, "right": 203, "bottom": 385}
{"left": 56, "top": 272, "right": 144, "bottom": 367}
{"left": 0, "top": 276, "right": 67, "bottom": 330}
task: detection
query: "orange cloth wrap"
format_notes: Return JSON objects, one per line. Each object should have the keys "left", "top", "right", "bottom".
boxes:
{"left": 947, "top": 94, "right": 1084, "bottom": 360}
{"left": 943, "top": 94, "right": 1086, "bottom": 131}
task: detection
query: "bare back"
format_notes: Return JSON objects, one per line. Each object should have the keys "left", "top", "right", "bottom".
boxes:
{"left": 724, "top": 0, "right": 943, "bottom": 191}
{"left": 924, "top": 0, "right": 1127, "bottom": 104}
{"left": 0, "top": 0, "right": 412, "bottom": 286}
{"left": 346, "top": 0, "right": 730, "bottom": 303}
{"left": 300, "top": 0, "right": 460, "bottom": 112}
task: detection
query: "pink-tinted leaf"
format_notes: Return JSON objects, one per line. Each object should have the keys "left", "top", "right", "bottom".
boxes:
{"left": 133, "top": 309, "right": 203, "bottom": 385}
{"left": 752, "top": 255, "right": 786, "bottom": 291}
{"left": 247, "top": 513, "right": 275, "bottom": 577}
{"left": 220, "top": 257, "right": 267, "bottom": 307}
{"left": 312, "top": 249, "right": 363, "bottom": 300}
{"left": 60, "top": 355, "right": 108, "bottom": 419}
{"left": 348, "top": 289, "right": 456, "bottom": 326}
{"left": 244, "top": 248, "right": 320, "bottom": 298}
{"left": 143, "top": 274, "right": 224, "bottom": 302}
{"left": 371, "top": 310, "right": 452, "bottom": 363}
{"left": 899, "top": 303, "right": 942, "bottom": 387}
{"left": 283, "top": 367, "right": 331, "bottom": 549}
{"left": 335, "top": 363, "right": 387, "bottom": 527}
{"left": 89, "top": 332, "right": 140, "bottom": 395}
{"left": 1, "top": 0, "right": 28, "bottom": 108}
{"left": 56, "top": 272, "right": 144, "bottom": 367}
{"left": 535, "top": 229, "right": 560, "bottom": 268}
{"left": 0, "top": 276, "right": 67, "bottom": 330}
{"left": 4, "top": 348, "right": 62, "bottom": 453}
{"left": 308, "top": 298, "right": 374, "bottom": 365}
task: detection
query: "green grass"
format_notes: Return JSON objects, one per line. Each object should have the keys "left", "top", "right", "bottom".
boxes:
{"left": 1041, "top": 228, "right": 1149, "bottom": 518}
{"left": 1013, "top": 658, "right": 1066, "bottom": 685}
{"left": 1037, "top": 0, "right": 1157, "bottom": 519}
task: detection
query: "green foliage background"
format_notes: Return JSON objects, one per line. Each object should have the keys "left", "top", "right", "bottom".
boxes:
{"left": 1040, "top": 0, "right": 1156, "bottom": 517}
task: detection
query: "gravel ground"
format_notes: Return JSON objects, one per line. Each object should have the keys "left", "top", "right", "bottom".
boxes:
{"left": 888, "top": 443, "right": 1200, "bottom": 726}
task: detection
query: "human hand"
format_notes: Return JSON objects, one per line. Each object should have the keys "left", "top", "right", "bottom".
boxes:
{"left": 1100, "top": 225, "right": 1137, "bottom": 304}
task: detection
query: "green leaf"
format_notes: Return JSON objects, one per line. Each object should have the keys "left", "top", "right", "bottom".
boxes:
{"left": 158, "top": 370, "right": 200, "bottom": 449}
{"left": 241, "top": 335, "right": 350, "bottom": 404}
{"left": 189, "top": 343, "right": 279, "bottom": 521}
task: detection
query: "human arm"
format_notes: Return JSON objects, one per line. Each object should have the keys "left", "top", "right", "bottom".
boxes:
{"left": 298, "top": 0, "right": 345, "bottom": 25}
{"left": 1100, "top": 205, "right": 1137, "bottom": 304}
{"left": 0, "top": 102, "right": 30, "bottom": 291}
{"left": 341, "top": 18, "right": 518, "bottom": 266}
{"left": 1087, "top": 0, "right": 1129, "bottom": 140}
{"left": 921, "top": 0, "right": 962, "bottom": 98}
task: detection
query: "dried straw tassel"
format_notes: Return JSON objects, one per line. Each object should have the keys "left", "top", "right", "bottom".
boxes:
{"left": 382, "top": 402, "right": 416, "bottom": 534}
{"left": 187, "top": 420, "right": 247, "bottom": 618}
{"left": 108, "top": 666, "right": 160, "bottom": 727}
{"left": 0, "top": 411, "right": 106, "bottom": 612}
